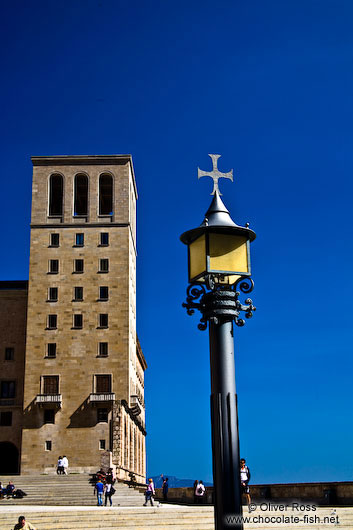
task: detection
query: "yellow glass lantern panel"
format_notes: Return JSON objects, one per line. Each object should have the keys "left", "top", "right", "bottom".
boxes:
{"left": 209, "top": 233, "right": 248, "bottom": 274}
{"left": 189, "top": 234, "right": 206, "bottom": 280}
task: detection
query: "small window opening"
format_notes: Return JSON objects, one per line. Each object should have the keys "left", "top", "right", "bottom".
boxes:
{"left": 99, "top": 439, "right": 106, "bottom": 450}
{"left": 99, "top": 286, "right": 109, "bottom": 300}
{"left": 5, "top": 347, "right": 14, "bottom": 361}
{"left": 49, "top": 260, "right": 59, "bottom": 274}
{"left": 99, "top": 259, "right": 109, "bottom": 273}
{"left": 47, "top": 343, "right": 57, "bottom": 358}
{"left": 74, "top": 287, "right": 83, "bottom": 301}
{"left": 50, "top": 233, "right": 60, "bottom": 247}
{"left": 74, "top": 259, "right": 84, "bottom": 273}
{"left": 100, "top": 233, "right": 109, "bottom": 246}
{"left": 99, "top": 314, "right": 108, "bottom": 328}
{"left": 47, "top": 314, "right": 57, "bottom": 329}
{"left": 99, "top": 342, "right": 108, "bottom": 357}
{"left": 0, "top": 381, "right": 16, "bottom": 398}
{"left": 73, "top": 314, "right": 83, "bottom": 329}
{"left": 0, "top": 412, "right": 12, "bottom": 426}
{"left": 44, "top": 410, "right": 55, "bottom": 424}
{"left": 75, "top": 233, "right": 84, "bottom": 246}
{"left": 48, "top": 287, "right": 58, "bottom": 302}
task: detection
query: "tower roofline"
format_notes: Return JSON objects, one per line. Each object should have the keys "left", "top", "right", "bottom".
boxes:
{"left": 31, "top": 154, "right": 138, "bottom": 198}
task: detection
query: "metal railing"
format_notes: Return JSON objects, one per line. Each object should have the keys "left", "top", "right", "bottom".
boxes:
{"left": 35, "top": 394, "right": 62, "bottom": 406}
{"left": 89, "top": 392, "right": 116, "bottom": 403}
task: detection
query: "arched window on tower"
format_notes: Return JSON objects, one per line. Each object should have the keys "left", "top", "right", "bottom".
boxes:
{"left": 74, "top": 174, "right": 88, "bottom": 216}
{"left": 99, "top": 174, "right": 113, "bottom": 215}
{"left": 49, "top": 174, "right": 63, "bottom": 216}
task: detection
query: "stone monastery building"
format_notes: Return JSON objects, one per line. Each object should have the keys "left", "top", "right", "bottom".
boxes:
{"left": 0, "top": 155, "right": 147, "bottom": 479}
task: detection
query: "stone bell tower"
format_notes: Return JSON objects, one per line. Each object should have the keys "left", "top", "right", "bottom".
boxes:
{"left": 20, "top": 155, "right": 146, "bottom": 479}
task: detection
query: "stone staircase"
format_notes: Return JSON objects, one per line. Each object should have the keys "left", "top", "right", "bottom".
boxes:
{"left": 0, "top": 506, "right": 216, "bottom": 530}
{"left": 0, "top": 474, "right": 144, "bottom": 506}
{"left": 1, "top": 506, "right": 353, "bottom": 530}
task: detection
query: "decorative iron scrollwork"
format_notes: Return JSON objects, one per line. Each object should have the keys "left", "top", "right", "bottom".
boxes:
{"left": 234, "top": 276, "right": 254, "bottom": 294}
{"left": 182, "top": 283, "right": 206, "bottom": 316}
{"left": 183, "top": 275, "right": 256, "bottom": 330}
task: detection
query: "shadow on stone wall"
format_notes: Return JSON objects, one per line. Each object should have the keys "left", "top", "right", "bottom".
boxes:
{"left": 67, "top": 397, "right": 96, "bottom": 428}
{"left": 22, "top": 399, "right": 60, "bottom": 429}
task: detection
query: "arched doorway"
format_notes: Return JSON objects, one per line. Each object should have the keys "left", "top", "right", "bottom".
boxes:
{"left": 0, "top": 442, "right": 19, "bottom": 474}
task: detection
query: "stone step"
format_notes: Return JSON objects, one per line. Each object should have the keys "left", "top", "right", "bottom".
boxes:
{"left": 1, "top": 506, "right": 353, "bottom": 530}
{"left": 0, "top": 474, "right": 145, "bottom": 507}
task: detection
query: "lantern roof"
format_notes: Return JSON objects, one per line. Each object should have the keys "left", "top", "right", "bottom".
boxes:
{"left": 180, "top": 191, "right": 256, "bottom": 245}
{"left": 201, "top": 190, "right": 237, "bottom": 228}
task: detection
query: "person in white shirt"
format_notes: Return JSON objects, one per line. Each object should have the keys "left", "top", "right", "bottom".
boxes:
{"left": 62, "top": 455, "right": 69, "bottom": 475}
{"left": 104, "top": 482, "right": 113, "bottom": 506}
{"left": 240, "top": 458, "right": 251, "bottom": 505}
{"left": 195, "top": 480, "right": 206, "bottom": 503}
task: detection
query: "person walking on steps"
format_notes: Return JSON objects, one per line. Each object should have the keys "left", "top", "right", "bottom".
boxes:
{"left": 143, "top": 478, "right": 155, "bottom": 506}
{"left": 94, "top": 478, "right": 104, "bottom": 506}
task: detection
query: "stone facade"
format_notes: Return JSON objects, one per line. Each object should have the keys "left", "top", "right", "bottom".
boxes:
{"left": 0, "top": 282, "right": 28, "bottom": 473}
{"left": 0, "top": 155, "right": 146, "bottom": 480}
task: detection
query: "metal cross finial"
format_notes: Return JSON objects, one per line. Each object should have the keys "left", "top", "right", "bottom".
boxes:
{"left": 198, "top": 154, "right": 233, "bottom": 195}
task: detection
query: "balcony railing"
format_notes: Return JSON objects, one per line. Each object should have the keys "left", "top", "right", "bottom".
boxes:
{"left": 35, "top": 394, "right": 62, "bottom": 407}
{"left": 89, "top": 392, "right": 116, "bottom": 403}
{"left": 130, "top": 394, "right": 145, "bottom": 408}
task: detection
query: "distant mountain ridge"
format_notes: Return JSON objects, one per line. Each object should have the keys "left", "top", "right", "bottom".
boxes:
{"left": 151, "top": 475, "right": 213, "bottom": 488}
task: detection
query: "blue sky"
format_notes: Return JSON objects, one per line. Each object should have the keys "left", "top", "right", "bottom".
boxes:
{"left": 1, "top": 0, "right": 353, "bottom": 485}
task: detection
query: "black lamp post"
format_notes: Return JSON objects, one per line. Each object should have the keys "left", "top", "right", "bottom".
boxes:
{"left": 180, "top": 155, "right": 256, "bottom": 530}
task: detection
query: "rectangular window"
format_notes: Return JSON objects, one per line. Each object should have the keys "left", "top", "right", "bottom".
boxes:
{"left": 45, "top": 440, "right": 52, "bottom": 450}
{"left": 43, "top": 375, "right": 59, "bottom": 395}
{"left": 48, "top": 287, "right": 58, "bottom": 302}
{"left": 97, "top": 408, "right": 108, "bottom": 423}
{"left": 0, "top": 381, "right": 16, "bottom": 398}
{"left": 47, "top": 314, "right": 57, "bottom": 329}
{"left": 73, "top": 314, "right": 83, "bottom": 329}
{"left": 50, "top": 233, "right": 59, "bottom": 247}
{"left": 75, "top": 233, "right": 84, "bottom": 246}
{"left": 47, "top": 343, "right": 57, "bottom": 358}
{"left": 99, "top": 342, "right": 108, "bottom": 357}
{"left": 99, "top": 439, "right": 106, "bottom": 450}
{"left": 74, "top": 287, "right": 83, "bottom": 301}
{"left": 99, "top": 259, "right": 109, "bottom": 273}
{"left": 44, "top": 410, "right": 55, "bottom": 425}
{"left": 99, "top": 286, "right": 109, "bottom": 300}
{"left": 99, "top": 314, "right": 108, "bottom": 328}
{"left": 5, "top": 347, "right": 14, "bottom": 361}
{"left": 74, "top": 259, "right": 84, "bottom": 273}
{"left": 100, "top": 233, "right": 109, "bottom": 246}
{"left": 49, "top": 259, "right": 59, "bottom": 274}
{"left": 0, "top": 412, "right": 12, "bottom": 426}
{"left": 96, "top": 374, "right": 111, "bottom": 393}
